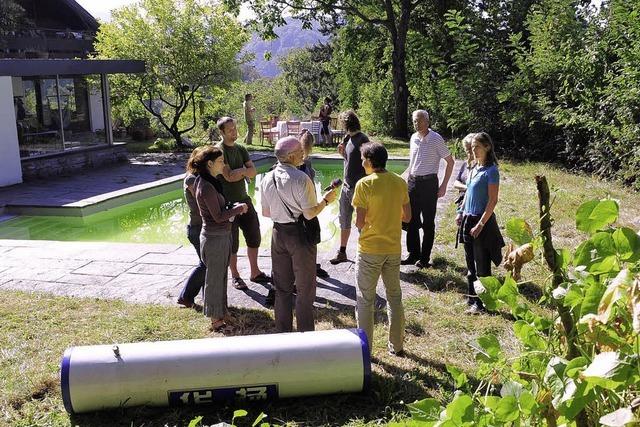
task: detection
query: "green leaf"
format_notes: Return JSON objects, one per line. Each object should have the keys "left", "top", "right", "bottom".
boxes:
{"left": 573, "top": 240, "right": 595, "bottom": 268}
{"left": 580, "top": 279, "right": 605, "bottom": 318}
{"left": 564, "top": 283, "right": 585, "bottom": 310}
{"left": 475, "top": 334, "right": 502, "bottom": 362}
{"left": 252, "top": 412, "right": 268, "bottom": 427}
{"left": 576, "top": 199, "right": 619, "bottom": 234}
{"left": 188, "top": 416, "right": 203, "bottom": 427}
{"left": 233, "top": 409, "right": 248, "bottom": 422}
{"left": 612, "top": 227, "right": 640, "bottom": 261}
{"left": 446, "top": 365, "right": 469, "bottom": 389}
{"left": 445, "top": 394, "right": 474, "bottom": 423}
{"left": 591, "top": 232, "right": 617, "bottom": 257}
{"left": 406, "top": 398, "right": 441, "bottom": 422}
{"left": 588, "top": 254, "right": 619, "bottom": 275}
{"left": 565, "top": 356, "right": 589, "bottom": 379}
{"left": 519, "top": 392, "right": 537, "bottom": 416}
{"left": 505, "top": 218, "right": 533, "bottom": 245}
{"left": 496, "top": 274, "right": 519, "bottom": 310}
{"left": 514, "top": 320, "right": 547, "bottom": 350}
{"left": 558, "top": 380, "right": 591, "bottom": 419}
{"left": 556, "top": 248, "right": 571, "bottom": 270}
{"left": 495, "top": 396, "right": 520, "bottom": 422}
{"left": 476, "top": 276, "right": 502, "bottom": 311}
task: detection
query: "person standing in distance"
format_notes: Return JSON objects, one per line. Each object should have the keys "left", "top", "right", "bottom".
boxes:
{"left": 318, "top": 96, "right": 333, "bottom": 146}
{"left": 329, "top": 110, "right": 370, "bottom": 265}
{"left": 353, "top": 142, "right": 411, "bottom": 356}
{"left": 216, "top": 117, "right": 271, "bottom": 290}
{"left": 402, "top": 110, "right": 455, "bottom": 269}
{"left": 243, "top": 94, "right": 256, "bottom": 146}
{"left": 260, "top": 136, "right": 337, "bottom": 332}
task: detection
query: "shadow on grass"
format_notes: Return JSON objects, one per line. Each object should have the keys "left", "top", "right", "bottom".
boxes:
{"left": 399, "top": 255, "right": 468, "bottom": 294}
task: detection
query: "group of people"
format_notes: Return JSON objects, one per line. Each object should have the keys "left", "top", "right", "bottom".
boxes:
{"left": 177, "top": 107, "right": 504, "bottom": 355}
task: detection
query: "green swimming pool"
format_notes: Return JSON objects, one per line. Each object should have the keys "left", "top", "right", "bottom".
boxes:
{"left": 0, "top": 160, "right": 407, "bottom": 245}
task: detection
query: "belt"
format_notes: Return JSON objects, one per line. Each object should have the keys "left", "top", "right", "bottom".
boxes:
{"left": 409, "top": 174, "right": 437, "bottom": 181}
{"left": 274, "top": 222, "right": 298, "bottom": 229}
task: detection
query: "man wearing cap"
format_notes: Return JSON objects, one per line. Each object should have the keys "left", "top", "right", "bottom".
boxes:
{"left": 260, "top": 136, "right": 337, "bottom": 332}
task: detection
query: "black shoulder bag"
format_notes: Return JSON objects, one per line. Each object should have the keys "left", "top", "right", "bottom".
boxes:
{"left": 271, "top": 173, "right": 321, "bottom": 246}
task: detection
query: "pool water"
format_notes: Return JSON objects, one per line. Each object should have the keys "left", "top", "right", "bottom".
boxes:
{"left": 0, "top": 161, "right": 407, "bottom": 246}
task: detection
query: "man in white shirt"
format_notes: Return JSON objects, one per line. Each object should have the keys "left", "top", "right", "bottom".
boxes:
{"left": 260, "top": 136, "right": 337, "bottom": 332}
{"left": 401, "top": 110, "right": 455, "bottom": 269}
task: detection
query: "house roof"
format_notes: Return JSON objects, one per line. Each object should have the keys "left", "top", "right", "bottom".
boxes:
{"left": 0, "top": 59, "right": 145, "bottom": 76}
{"left": 59, "top": 0, "right": 99, "bottom": 31}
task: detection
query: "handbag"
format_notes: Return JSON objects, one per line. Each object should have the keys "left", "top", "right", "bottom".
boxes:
{"left": 271, "top": 174, "right": 321, "bottom": 246}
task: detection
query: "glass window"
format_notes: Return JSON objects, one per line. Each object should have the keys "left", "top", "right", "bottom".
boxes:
{"left": 16, "top": 75, "right": 107, "bottom": 159}
{"left": 17, "top": 76, "right": 64, "bottom": 158}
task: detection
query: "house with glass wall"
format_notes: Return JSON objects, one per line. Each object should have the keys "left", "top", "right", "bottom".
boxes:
{"left": 0, "top": 0, "right": 144, "bottom": 187}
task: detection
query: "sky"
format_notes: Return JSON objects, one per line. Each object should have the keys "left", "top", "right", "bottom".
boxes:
{"left": 75, "top": 0, "right": 253, "bottom": 22}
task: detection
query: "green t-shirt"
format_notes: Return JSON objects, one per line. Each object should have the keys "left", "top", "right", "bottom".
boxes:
{"left": 216, "top": 141, "right": 251, "bottom": 203}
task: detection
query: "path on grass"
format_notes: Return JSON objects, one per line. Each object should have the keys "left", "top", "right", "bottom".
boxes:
{"left": 0, "top": 152, "right": 463, "bottom": 312}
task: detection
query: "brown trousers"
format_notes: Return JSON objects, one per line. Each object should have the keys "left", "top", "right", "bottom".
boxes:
{"left": 271, "top": 222, "right": 317, "bottom": 332}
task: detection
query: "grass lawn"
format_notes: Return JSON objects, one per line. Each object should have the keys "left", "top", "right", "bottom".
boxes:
{"left": 2, "top": 156, "right": 639, "bottom": 426}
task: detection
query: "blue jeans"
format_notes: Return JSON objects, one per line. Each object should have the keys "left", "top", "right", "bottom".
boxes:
{"left": 178, "top": 225, "right": 206, "bottom": 303}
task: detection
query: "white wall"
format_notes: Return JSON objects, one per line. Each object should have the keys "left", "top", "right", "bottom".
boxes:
{"left": 0, "top": 76, "right": 24, "bottom": 187}
{"left": 89, "top": 89, "right": 105, "bottom": 132}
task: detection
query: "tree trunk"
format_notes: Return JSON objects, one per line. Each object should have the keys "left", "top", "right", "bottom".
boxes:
{"left": 390, "top": 15, "right": 410, "bottom": 139}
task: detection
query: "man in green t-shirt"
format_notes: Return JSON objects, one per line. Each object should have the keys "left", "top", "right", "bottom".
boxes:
{"left": 216, "top": 117, "right": 271, "bottom": 291}
{"left": 352, "top": 142, "right": 411, "bottom": 356}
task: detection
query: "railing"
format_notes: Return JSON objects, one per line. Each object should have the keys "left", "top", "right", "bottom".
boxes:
{"left": 1, "top": 28, "right": 96, "bottom": 58}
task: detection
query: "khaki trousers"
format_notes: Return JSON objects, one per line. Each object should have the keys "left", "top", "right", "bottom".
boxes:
{"left": 356, "top": 252, "right": 405, "bottom": 353}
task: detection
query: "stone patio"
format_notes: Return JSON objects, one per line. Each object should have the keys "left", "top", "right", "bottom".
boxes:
{"left": 0, "top": 152, "right": 463, "bottom": 312}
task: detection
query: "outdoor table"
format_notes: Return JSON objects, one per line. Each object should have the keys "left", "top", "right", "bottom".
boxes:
{"left": 270, "top": 120, "right": 288, "bottom": 139}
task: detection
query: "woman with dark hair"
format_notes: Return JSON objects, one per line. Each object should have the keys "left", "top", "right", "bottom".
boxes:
{"left": 193, "top": 146, "right": 248, "bottom": 331}
{"left": 456, "top": 132, "right": 504, "bottom": 314}
{"left": 318, "top": 96, "right": 333, "bottom": 146}
{"left": 177, "top": 147, "right": 205, "bottom": 308}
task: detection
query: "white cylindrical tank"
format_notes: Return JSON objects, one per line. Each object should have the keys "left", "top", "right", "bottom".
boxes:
{"left": 61, "top": 328, "right": 371, "bottom": 414}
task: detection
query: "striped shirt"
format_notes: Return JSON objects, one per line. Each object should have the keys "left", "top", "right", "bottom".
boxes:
{"left": 408, "top": 129, "right": 450, "bottom": 176}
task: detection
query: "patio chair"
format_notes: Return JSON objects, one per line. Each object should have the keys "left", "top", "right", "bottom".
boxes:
{"left": 309, "top": 121, "right": 322, "bottom": 143}
{"left": 286, "top": 121, "right": 301, "bottom": 136}
{"left": 259, "top": 120, "right": 277, "bottom": 145}
{"left": 330, "top": 116, "right": 346, "bottom": 145}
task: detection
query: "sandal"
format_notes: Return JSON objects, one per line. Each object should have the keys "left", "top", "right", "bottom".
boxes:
{"left": 232, "top": 277, "right": 248, "bottom": 290}
{"left": 250, "top": 272, "right": 272, "bottom": 284}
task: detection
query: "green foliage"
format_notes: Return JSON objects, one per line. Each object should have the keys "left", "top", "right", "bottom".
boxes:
{"left": 0, "top": 0, "right": 28, "bottom": 37}
{"left": 403, "top": 197, "right": 640, "bottom": 425}
{"left": 358, "top": 77, "right": 395, "bottom": 136}
{"left": 278, "top": 44, "right": 338, "bottom": 117}
{"left": 94, "top": 0, "right": 248, "bottom": 145}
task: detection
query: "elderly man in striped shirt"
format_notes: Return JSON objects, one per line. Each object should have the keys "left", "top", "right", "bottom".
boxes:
{"left": 401, "top": 110, "right": 455, "bottom": 269}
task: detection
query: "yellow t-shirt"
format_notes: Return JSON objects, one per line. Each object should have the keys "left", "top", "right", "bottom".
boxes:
{"left": 352, "top": 171, "right": 409, "bottom": 255}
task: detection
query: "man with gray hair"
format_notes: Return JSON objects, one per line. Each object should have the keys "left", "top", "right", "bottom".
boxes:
{"left": 401, "top": 110, "right": 454, "bottom": 269}
{"left": 260, "top": 136, "right": 337, "bottom": 332}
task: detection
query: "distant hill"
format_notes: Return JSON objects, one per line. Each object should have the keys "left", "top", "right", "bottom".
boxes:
{"left": 244, "top": 18, "right": 327, "bottom": 78}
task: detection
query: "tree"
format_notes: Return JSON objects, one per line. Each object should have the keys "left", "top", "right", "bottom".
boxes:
{"left": 95, "top": 0, "right": 249, "bottom": 146}
{"left": 278, "top": 44, "right": 338, "bottom": 115}
{"left": 0, "top": 0, "right": 29, "bottom": 50}
{"left": 224, "top": 0, "right": 432, "bottom": 138}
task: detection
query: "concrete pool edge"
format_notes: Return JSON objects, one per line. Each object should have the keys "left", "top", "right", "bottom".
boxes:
{"left": 1, "top": 154, "right": 408, "bottom": 219}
